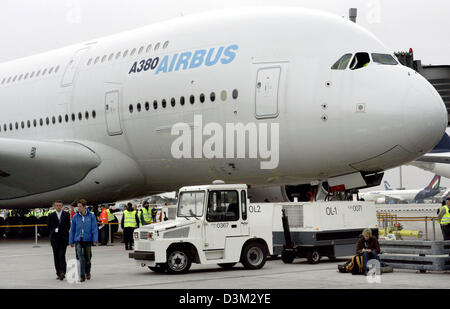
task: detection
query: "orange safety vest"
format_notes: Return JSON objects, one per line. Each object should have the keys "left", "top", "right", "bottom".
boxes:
{"left": 99, "top": 209, "right": 108, "bottom": 224}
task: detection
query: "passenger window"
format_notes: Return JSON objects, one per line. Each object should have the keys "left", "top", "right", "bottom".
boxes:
{"left": 371, "top": 53, "right": 398, "bottom": 65}
{"left": 171, "top": 98, "right": 176, "bottom": 107}
{"left": 180, "top": 96, "right": 185, "bottom": 106}
{"left": 232, "top": 89, "right": 238, "bottom": 99}
{"left": 210, "top": 92, "right": 216, "bottom": 102}
{"left": 200, "top": 93, "right": 205, "bottom": 103}
{"left": 331, "top": 53, "right": 352, "bottom": 70}
{"left": 207, "top": 190, "right": 239, "bottom": 222}
{"left": 349, "top": 53, "right": 370, "bottom": 70}
{"left": 162, "top": 99, "right": 167, "bottom": 108}
{"left": 145, "top": 102, "right": 149, "bottom": 111}
{"left": 137, "top": 103, "right": 142, "bottom": 112}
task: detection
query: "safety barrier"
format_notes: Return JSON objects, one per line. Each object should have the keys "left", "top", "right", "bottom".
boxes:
{"left": 377, "top": 213, "right": 440, "bottom": 241}
{"left": 379, "top": 240, "right": 450, "bottom": 272}
{"left": 0, "top": 222, "right": 122, "bottom": 248}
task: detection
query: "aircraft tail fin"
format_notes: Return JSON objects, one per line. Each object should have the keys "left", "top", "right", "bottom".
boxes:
{"left": 383, "top": 181, "right": 392, "bottom": 190}
{"left": 426, "top": 175, "right": 441, "bottom": 190}
{"left": 430, "top": 133, "right": 450, "bottom": 153}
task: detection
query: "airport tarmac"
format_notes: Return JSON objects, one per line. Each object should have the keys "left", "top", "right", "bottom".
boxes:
{"left": 0, "top": 239, "right": 448, "bottom": 289}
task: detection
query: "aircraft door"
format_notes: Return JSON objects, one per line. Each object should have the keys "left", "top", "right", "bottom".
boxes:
{"left": 61, "top": 48, "right": 90, "bottom": 87}
{"left": 204, "top": 190, "right": 245, "bottom": 251}
{"left": 105, "top": 90, "right": 123, "bottom": 136}
{"left": 255, "top": 66, "right": 281, "bottom": 119}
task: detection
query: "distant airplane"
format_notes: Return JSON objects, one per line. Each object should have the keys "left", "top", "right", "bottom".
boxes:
{"left": 410, "top": 133, "right": 450, "bottom": 178}
{"left": 359, "top": 175, "right": 441, "bottom": 203}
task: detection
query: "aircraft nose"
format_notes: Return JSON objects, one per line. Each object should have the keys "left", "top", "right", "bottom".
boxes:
{"left": 401, "top": 72, "right": 448, "bottom": 154}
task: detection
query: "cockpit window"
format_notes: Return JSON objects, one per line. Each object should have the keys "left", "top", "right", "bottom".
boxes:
{"left": 331, "top": 53, "right": 352, "bottom": 70}
{"left": 371, "top": 53, "right": 398, "bottom": 65}
{"left": 350, "top": 53, "right": 370, "bottom": 70}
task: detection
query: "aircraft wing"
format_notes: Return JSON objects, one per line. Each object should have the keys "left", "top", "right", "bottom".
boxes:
{"left": 0, "top": 138, "right": 100, "bottom": 200}
{"left": 415, "top": 153, "right": 450, "bottom": 164}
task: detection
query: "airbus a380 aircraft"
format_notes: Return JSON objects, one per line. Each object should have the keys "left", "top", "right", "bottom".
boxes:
{"left": 0, "top": 7, "right": 447, "bottom": 209}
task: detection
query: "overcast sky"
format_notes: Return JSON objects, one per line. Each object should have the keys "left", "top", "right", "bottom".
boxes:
{"left": 1, "top": 0, "right": 449, "bottom": 191}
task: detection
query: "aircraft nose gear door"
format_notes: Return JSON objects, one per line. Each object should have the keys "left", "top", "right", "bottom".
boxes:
{"left": 255, "top": 66, "right": 282, "bottom": 119}
{"left": 105, "top": 90, "right": 123, "bottom": 136}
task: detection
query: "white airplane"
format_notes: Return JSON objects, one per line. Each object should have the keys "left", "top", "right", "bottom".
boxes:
{"left": 0, "top": 7, "right": 446, "bottom": 209}
{"left": 409, "top": 132, "right": 450, "bottom": 177}
{"left": 359, "top": 174, "right": 441, "bottom": 203}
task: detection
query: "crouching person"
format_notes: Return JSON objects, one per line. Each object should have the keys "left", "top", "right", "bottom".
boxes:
{"left": 69, "top": 199, "right": 98, "bottom": 282}
{"left": 356, "top": 228, "right": 380, "bottom": 275}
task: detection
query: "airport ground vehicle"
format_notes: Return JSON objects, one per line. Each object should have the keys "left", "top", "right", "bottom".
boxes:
{"left": 274, "top": 202, "right": 378, "bottom": 264}
{"left": 129, "top": 183, "right": 274, "bottom": 274}
{"left": 129, "top": 182, "right": 379, "bottom": 273}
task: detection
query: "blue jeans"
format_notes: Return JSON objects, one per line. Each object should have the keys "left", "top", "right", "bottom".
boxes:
{"left": 75, "top": 242, "right": 92, "bottom": 279}
{"left": 362, "top": 251, "right": 379, "bottom": 271}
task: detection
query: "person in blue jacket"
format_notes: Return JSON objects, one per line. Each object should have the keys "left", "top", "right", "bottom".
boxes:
{"left": 69, "top": 199, "right": 98, "bottom": 282}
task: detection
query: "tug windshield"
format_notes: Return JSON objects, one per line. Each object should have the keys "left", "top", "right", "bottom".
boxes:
{"left": 178, "top": 191, "right": 205, "bottom": 217}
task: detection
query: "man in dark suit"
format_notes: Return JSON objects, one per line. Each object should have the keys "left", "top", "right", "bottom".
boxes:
{"left": 47, "top": 200, "right": 71, "bottom": 280}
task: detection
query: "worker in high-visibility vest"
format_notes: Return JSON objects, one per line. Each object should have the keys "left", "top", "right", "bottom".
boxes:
{"left": 120, "top": 203, "right": 140, "bottom": 250}
{"left": 34, "top": 208, "right": 43, "bottom": 219}
{"left": 139, "top": 201, "right": 153, "bottom": 225}
{"left": 106, "top": 204, "right": 119, "bottom": 243}
{"left": 98, "top": 205, "right": 109, "bottom": 246}
{"left": 438, "top": 197, "right": 450, "bottom": 240}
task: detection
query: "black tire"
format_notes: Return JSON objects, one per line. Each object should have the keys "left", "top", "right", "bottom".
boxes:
{"left": 241, "top": 242, "right": 267, "bottom": 270}
{"left": 281, "top": 249, "right": 296, "bottom": 264}
{"left": 148, "top": 264, "right": 167, "bottom": 273}
{"left": 166, "top": 248, "right": 192, "bottom": 274}
{"left": 307, "top": 250, "right": 321, "bottom": 264}
{"left": 218, "top": 263, "right": 236, "bottom": 269}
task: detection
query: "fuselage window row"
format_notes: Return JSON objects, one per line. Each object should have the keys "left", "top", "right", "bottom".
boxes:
{"left": 0, "top": 65, "right": 61, "bottom": 86}
{"left": 86, "top": 40, "right": 170, "bottom": 67}
{"left": 0, "top": 110, "right": 97, "bottom": 133}
{"left": 128, "top": 89, "right": 239, "bottom": 114}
